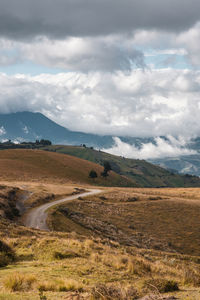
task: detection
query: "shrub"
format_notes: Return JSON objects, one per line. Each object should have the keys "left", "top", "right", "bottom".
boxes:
{"left": 143, "top": 278, "right": 179, "bottom": 293}
{"left": 89, "top": 170, "right": 98, "bottom": 179}
{"left": 52, "top": 250, "right": 79, "bottom": 260}
{"left": 0, "top": 240, "right": 15, "bottom": 267}
{"left": 91, "top": 283, "right": 139, "bottom": 300}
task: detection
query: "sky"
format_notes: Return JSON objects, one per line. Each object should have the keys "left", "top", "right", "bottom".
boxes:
{"left": 1, "top": 0, "right": 200, "bottom": 148}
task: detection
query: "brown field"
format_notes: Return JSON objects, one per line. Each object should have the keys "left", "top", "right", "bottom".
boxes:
{"left": 0, "top": 149, "right": 134, "bottom": 187}
{"left": 49, "top": 187, "right": 200, "bottom": 256}
{"left": 1, "top": 153, "right": 200, "bottom": 298}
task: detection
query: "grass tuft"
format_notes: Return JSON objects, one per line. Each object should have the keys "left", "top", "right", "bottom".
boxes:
{"left": 91, "top": 283, "right": 139, "bottom": 300}
{"left": 3, "top": 273, "right": 36, "bottom": 291}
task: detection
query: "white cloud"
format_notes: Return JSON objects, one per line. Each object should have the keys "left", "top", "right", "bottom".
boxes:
{"left": 0, "top": 69, "right": 200, "bottom": 137}
{"left": 176, "top": 22, "right": 200, "bottom": 66}
{"left": 103, "top": 136, "right": 196, "bottom": 159}
{"left": 22, "top": 125, "right": 29, "bottom": 134}
{"left": 0, "top": 126, "right": 6, "bottom": 136}
{"left": 2, "top": 36, "right": 145, "bottom": 72}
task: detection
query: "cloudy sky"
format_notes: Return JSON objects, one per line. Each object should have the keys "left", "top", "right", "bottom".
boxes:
{"left": 1, "top": 0, "right": 200, "bottom": 143}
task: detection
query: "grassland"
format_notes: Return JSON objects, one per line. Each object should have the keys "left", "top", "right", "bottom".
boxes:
{"left": 1, "top": 149, "right": 200, "bottom": 298}
{"left": 49, "top": 187, "right": 200, "bottom": 256}
{"left": 0, "top": 149, "right": 135, "bottom": 187}
{"left": 41, "top": 144, "right": 200, "bottom": 187}
{"left": 1, "top": 205, "right": 200, "bottom": 299}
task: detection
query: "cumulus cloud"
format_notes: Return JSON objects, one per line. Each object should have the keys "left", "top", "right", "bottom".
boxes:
{"left": 0, "top": 69, "right": 200, "bottom": 137}
{"left": 0, "top": 0, "right": 200, "bottom": 40}
{"left": 176, "top": 22, "right": 200, "bottom": 66}
{"left": 19, "top": 36, "right": 145, "bottom": 72}
{"left": 103, "top": 136, "right": 196, "bottom": 159}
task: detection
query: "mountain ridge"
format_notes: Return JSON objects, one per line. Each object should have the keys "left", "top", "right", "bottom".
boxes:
{"left": 0, "top": 111, "right": 114, "bottom": 148}
{"left": 2, "top": 111, "right": 200, "bottom": 177}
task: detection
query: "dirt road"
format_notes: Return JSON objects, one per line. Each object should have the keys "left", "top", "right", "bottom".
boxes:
{"left": 24, "top": 189, "right": 101, "bottom": 231}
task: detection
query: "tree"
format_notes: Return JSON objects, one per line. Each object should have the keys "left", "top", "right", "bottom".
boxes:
{"left": 39, "top": 139, "right": 52, "bottom": 145}
{"left": 101, "top": 170, "right": 109, "bottom": 178}
{"left": 101, "top": 161, "right": 112, "bottom": 178}
{"left": 89, "top": 170, "right": 98, "bottom": 179}
{"left": 103, "top": 161, "right": 112, "bottom": 173}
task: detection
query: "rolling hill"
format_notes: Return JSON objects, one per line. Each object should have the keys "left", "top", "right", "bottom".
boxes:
{"left": 2, "top": 111, "right": 200, "bottom": 177}
{"left": 0, "top": 149, "right": 135, "bottom": 187}
{"left": 41, "top": 145, "right": 200, "bottom": 187}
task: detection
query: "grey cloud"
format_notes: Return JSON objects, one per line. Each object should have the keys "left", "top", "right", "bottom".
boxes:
{"left": 0, "top": 69, "right": 200, "bottom": 138}
{"left": 19, "top": 37, "right": 146, "bottom": 72}
{"left": 0, "top": 0, "right": 200, "bottom": 40}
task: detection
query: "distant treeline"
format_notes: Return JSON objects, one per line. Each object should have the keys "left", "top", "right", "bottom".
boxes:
{"left": 0, "top": 139, "right": 52, "bottom": 150}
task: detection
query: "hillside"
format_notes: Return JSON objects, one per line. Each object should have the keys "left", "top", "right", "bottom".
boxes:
{"left": 1, "top": 184, "right": 200, "bottom": 299}
{"left": 41, "top": 145, "right": 200, "bottom": 187}
{"left": 150, "top": 154, "right": 200, "bottom": 176}
{"left": 0, "top": 149, "right": 135, "bottom": 187}
{"left": 49, "top": 187, "right": 200, "bottom": 256}
{"left": 0, "top": 111, "right": 114, "bottom": 147}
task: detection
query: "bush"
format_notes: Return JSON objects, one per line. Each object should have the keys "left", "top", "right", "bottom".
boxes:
{"left": 0, "top": 240, "right": 15, "bottom": 267}
{"left": 89, "top": 170, "right": 98, "bottom": 179}
{"left": 52, "top": 250, "right": 79, "bottom": 260}
{"left": 91, "top": 283, "right": 139, "bottom": 300}
{"left": 143, "top": 278, "right": 179, "bottom": 293}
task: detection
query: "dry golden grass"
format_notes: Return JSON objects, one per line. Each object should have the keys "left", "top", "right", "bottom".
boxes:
{"left": 3, "top": 273, "right": 36, "bottom": 292}
{"left": 1, "top": 180, "right": 200, "bottom": 298}
{"left": 0, "top": 149, "right": 134, "bottom": 187}
{"left": 50, "top": 187, "right": 200, "bottom": 255}
{"left": 1, "top": 220, "right": 200, "bottom": 299}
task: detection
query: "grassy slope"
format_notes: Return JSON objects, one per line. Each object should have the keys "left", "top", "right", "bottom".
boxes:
{"left": 1, "top": 185, "right": 200, "bottom": 299}
{"left": 0, "top": 149, "right": 136, "bottom": 187}
{"left": 50, "top": 187, "right": 200, "bottom": 256}
{"left": 42, "top": 145, "right": 200, "bottom": 187}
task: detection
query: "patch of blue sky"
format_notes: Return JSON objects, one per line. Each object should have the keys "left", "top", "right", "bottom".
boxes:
{"left": 0, "top": 60, "right": 65, "bottom": 75}
{"left": 145, "top": 53, "right": 191, "bottom": 70}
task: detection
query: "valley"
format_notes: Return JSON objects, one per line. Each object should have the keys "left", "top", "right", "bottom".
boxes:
{"left": 0, "top": 149, "right": 200, "bottom": 299}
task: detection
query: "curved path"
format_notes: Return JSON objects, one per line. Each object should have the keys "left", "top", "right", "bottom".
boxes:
{"left": 24, "top": 189, "right": 101, "bottom": 231}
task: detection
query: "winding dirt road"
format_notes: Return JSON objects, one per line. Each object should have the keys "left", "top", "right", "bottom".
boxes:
{"left": 24, "top": 189, "right": 101, "bottom": 231}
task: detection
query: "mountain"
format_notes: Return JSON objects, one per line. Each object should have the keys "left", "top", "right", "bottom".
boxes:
{"left": 149, "top": 154, "right": 200, "bottom": 176}
{"left": 0, "top": 111, "right": 114, "bottom": 148}
{"left": 40, "top": 144, "right": 200, "bottom": 187}
{"left": 2, "top": 111, "right": 200, "bottom": 177}
{"left": 0, "top": 111, "right": 156, "bottom": 148}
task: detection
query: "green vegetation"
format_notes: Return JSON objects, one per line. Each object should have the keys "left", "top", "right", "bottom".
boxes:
{"left": 41, "top": 144, "right": 200, "bottom": 187}
{"left": 89, "top": 170, "right": 98, "bottom": 179}
{"left": 0, "top": 139, "right": 52, "bottom": 150}
{"left": 0, "top": 240, "right": 15, "bottom": 267}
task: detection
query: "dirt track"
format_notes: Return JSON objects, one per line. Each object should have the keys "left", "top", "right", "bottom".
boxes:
{"left": 24, "top": 189, "right": 101, "bottom": 230}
